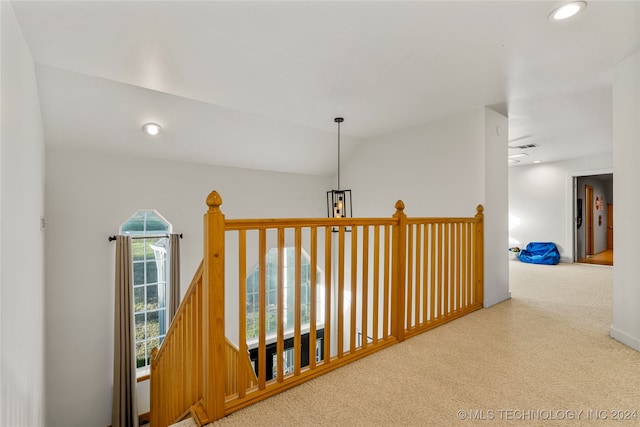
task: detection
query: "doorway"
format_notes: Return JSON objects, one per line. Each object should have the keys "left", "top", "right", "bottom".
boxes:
{"left": 575, "top": 174, "right": 613, "bottom": 266}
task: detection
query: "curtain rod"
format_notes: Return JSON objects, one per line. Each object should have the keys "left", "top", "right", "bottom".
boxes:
{"left": 108, "top": 233, "right": 183, "bottom": 242}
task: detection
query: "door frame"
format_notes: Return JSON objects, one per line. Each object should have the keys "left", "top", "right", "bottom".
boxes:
{"left": 567, "top": 168, "right": 613, "bottom": 262}
{"left": 585, "top": 185, "right": 594, "bottom": 256}
{"left": 607, "top": 203, "right": 614, "bottom": 249}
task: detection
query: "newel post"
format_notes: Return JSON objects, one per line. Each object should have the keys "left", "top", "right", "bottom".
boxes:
{"left": 203, "top": 190, "right": 226, "bottom": 419}
{"left": 475, "top": 205, "right": 485, "bottom": 307}
{"left": 391, "top": 200, "right": 407, "bottom": 342}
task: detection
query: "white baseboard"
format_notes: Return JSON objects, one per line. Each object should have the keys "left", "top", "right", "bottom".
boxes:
{"left": 610, "top": 326, "right": 640, "bottom": 352}
{"left": 484, "top": 291, "right": 512, "bottom": 308}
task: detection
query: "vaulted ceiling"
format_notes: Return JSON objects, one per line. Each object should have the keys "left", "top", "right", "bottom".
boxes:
{"left": 10, "top": 1, "right": 640, "bottom": 173}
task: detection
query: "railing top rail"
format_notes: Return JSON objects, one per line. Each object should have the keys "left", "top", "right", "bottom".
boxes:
{"left": 224, "top": 215, "right": 482, "bottom": 230}
{"left": 209, "top": 191, "right": 483, "bottom": 231}
{"left": 224, "top": 217, "right": 398, "bottom": 231}
{"left": 406, "top": 216, "right": 482, "bottom": 224}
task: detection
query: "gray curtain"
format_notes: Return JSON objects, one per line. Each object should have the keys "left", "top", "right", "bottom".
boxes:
{"left": 169, "top": 233, "right": 181, "bottom": 321}
{"left": 112, "top": 235, "right": 139, "bottom": 427}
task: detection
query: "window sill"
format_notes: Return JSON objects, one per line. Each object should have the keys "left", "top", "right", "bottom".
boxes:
{"left": 137, "top": 367, "right": 150, "bottom": 382}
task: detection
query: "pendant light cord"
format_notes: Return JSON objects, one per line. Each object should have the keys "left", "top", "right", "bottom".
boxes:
{"left": 337, "top": 120, "right": 341, "bottom": 191}
{"left": 335, "top": 117, "right": 344, "bottom": 191}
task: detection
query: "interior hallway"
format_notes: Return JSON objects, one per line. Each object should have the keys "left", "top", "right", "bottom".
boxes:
{"left": 578, "top": 249, "right": 613, "bottom": 266}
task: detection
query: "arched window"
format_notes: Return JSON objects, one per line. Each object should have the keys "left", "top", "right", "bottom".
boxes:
{"left": 120, "top": 210, "right": 171, "bottom": 370}
{"left": 245, "top": 246, "right": 325, "bottom": 379}
{"left": 245, "top": 246, "right": 324, "bottom": 339}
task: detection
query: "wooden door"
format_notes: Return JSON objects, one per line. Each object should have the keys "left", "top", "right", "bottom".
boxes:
{"left": 586, "top": 185, "right": 594, "bottom": 255}
{"left": 607, "top": 204, "right": 613, "bottom": 249}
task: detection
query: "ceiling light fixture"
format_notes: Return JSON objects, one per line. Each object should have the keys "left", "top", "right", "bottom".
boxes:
{"left": 327, "top": 117, "right": 352, "bottom": 220}
{"left": 508, "top": 153, "right": 529, "bottom": 159}
{"left": 549, "top": 1, "right": 587, "bottom": 21}
{"left": 142, "top": 122, "right": 162, "bottom": 136}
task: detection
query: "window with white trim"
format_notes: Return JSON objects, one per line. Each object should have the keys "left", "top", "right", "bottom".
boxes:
{"left": 272, "top": 348, "right": 295, "bottom": 378}
{"left": 246, "top": 247, "right": 324, "bottom": 342}
{"left": 120, "top": 210, "right": 171, "bottom": 370}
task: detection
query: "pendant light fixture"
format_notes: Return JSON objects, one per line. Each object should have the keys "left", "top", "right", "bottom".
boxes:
{"left": 327, "top": 117, "right": 352, "bottom": 219}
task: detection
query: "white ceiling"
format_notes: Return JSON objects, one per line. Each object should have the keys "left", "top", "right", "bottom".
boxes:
{"left": 9, "top": 1, "right": 640, "bottom": 174}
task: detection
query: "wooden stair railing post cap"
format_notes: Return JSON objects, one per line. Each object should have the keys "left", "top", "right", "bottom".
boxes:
{"left": 206, "top": 190, "right": 222, "bottom": 212}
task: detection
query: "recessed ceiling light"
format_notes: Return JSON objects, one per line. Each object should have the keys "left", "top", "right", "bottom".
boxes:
{"left": 142, "top": 122, "right": 162, "bottom": 136}
{"left": 508, "top": 153, "right": 529, "bottom": 159}
{"left": 549, "top": 1, "right": 587, "bottom": 21}
{"left": 508, "top": 158, "right": 520, "bottom": 164}
{"left": 533, "top": 160, "right": 542, "bottom": 164}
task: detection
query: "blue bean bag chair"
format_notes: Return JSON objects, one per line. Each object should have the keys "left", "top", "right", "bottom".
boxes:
{"left": 518, "top": 242, "right": 560, "bottom": 265}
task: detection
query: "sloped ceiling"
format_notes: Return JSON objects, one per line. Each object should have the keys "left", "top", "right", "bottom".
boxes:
{"left": 10, "top": 1, "right": 640, "bottom": 173}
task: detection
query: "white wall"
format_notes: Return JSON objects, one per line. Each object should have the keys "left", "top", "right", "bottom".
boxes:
{"left": 44, "top": 147, "right": 330, "bottom": 426}
{"left": 0, "top": 3, "right": 46, "bottom": 425}
{"left": 342, "top": 107, "right": 510, "bottom": 307}
{"left": 611, "top": 48, "right": 640, "bottom": 351}
{"left": 342, "top": 109, "right": 485, "bottom": 217}
{"left": 483, "top": 107, "right": 510, "bottom": 307}
{"left": 508, "top": 153, "right": 613, "bottom": 262}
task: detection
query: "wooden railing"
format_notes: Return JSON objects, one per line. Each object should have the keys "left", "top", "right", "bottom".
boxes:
{"left": 224, "top": 338, "right": 258, "bottom": 396}
{"left": 151, "top": 191, "right": 484, "bottom": 426}
{"left": 150, "top": 261, "right": 205, "bottom": 426}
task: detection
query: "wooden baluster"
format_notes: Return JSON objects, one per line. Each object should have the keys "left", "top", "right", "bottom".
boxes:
{"left": 276, "top": 228, "right": 284, "bottom": 382}
{"left": 406, "top": 223, "right": 414, "bottom": 329}
{"left": 150, "top": 347, "right": 159, "bottom": 427}
{"left": 337, "top": 226, "right": 345, "bottom": 358}
{"left": 466, "top": 221, "right": 472, "bottom": 308}
{"left": 170, "top": 335, "right": 176, "bottom": 418}
{"left": 444, "top": 223, "right": 450, "bottom": 316}
{"left": 461, "top": 222, "right": 468, "bottom": 309}
{"left": 258, "top": 229, "right": 266, "bottom": 389}
{"left": 158, "top": 352, "right": 164, "bottom": 425}
{"left": 414, "top": 224, "right": 422, "bottom": 327}
{"left": 430, "top": 224, "right": 436, "bottom": 322}
{"left": 238, "top": 230, "right": 248, "bottom": 397}
{"left": 361, "top": 226, "right": 369, "bottom": 350}
{"left": 323, "top": 227, "right": 332, "bottom": 365}
{"left": 383, "top": 224, "right": 390, "bottom": 340}
{"left": 437, "top": 223, "right": 444, "bottom": 319}
{"left": 309, "top": 227, "right": 318, "bottom": 369}
{"left": 180, "top": 316, "right": 185, "bottom": 408}
{"left": 451, "top": 222, "right": 460, "bottom": 312}
{"left": 196, "top": 279, "right": 203, "bottom": 399}
{"left": 185, "top": 302, "right": 191, "bottom": 403}
{"left": 422, "top": 224, "right": 429, "bottom": 324}
{"left": 372, "top": 226, "right": 380, "bottom": 344}
{"left": 294, "top": 227, "right": 302, "bottom": 375}
{"left": 350, "top": 226, "right": 358, "bottom": 354}
{"left": 469, "top": 222, "right": 474, "bottom": 308}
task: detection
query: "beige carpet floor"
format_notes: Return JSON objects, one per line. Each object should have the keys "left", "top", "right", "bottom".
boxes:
{"left": 197, "top": 261, "right": 640, "bottom": 426}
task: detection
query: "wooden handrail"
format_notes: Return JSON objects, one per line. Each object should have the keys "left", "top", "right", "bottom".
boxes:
{"left": 150, "top": 191, "right": 484, "bottom": 426}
